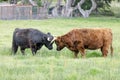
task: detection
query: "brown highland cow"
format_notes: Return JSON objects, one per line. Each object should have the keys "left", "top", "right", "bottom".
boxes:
{"left": 54, "top": 28, "right": 113, "bottom": 58}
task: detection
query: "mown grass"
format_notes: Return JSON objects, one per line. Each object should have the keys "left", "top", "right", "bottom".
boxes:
{"left": 0, "top": 17, "right": 120, "bottom": 80}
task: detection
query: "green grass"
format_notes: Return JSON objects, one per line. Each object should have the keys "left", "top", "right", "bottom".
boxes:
{"left": 0, "top": 17, "right": 120, "bottom": 80}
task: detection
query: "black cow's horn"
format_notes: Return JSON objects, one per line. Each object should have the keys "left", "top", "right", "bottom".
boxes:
{"left": 50, "top": 37, "right": 56, "bottom": 44}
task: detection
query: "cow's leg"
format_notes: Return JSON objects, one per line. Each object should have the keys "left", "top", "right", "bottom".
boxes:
{"left": 31, "top": 45, "right": 36, "bottom": 55}
{"left": 74, "top": 53, "right": 78, "bottom": 58}
{"left": 34, "top": 49, "right": 37, "bottom": 54}
{"left": 29, "top": 40, "right": 35, "bottom": 55}
{"left": 32, "top": 45, "right": 37, "bottom": 55}
{"left": 20, "top": 47, "right": 25, "bottom": 55}
{"left": 12, "top": 43, "right": 18, "bottom": 55}
{"left": 76, "top": 42, "right": 85, "bottom": 58}
{"left": 34, "top": 44, "right": 37, "bottom": 54}
{"left": 101, "top": 47, "right": 104, "bottom": 56}
{"left": 101, "top": 45, "right": 109, "bottom": 57}
{"left": 32, "top": 43, "right": 39, "bottom": 55}
{"left": 79, "top": 47, "right": 85, "bottom": 58}
{"left": 74, "top": 51, "right": 79, "bottom": 58}
{"left": 31, "top": 48, "right": 36, "bottom": 55}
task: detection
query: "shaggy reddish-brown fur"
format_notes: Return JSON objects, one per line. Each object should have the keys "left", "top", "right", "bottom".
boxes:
{"left": 55, "top": 28, "right": 113, "bottom": 58}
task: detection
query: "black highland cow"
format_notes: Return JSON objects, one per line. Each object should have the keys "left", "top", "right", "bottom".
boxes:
{"left": 12, "top": 28, "right": 54, "bottom": 55}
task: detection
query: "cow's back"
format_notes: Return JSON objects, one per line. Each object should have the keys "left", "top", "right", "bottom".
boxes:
{"left": 69, "top": 28, "right": 112, "bottom": 50}
{"left": 28, "top": 29, "right": 45, "bottom": 43}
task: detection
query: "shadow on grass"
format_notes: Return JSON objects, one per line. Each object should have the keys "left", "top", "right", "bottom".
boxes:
{"left": 86, "top": 51, "right": 102, "bottom": 58}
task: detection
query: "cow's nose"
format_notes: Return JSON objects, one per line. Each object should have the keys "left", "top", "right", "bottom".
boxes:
{"left": 49, "top": 47, "right": 53, "bottom": 50}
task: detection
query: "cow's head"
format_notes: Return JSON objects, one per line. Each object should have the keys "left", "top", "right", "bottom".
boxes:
{"left": 44, "top": 32, "right": 54, "bottom": 50}
{"left": 54, "top": 36, "right": 65, "bottom": 51}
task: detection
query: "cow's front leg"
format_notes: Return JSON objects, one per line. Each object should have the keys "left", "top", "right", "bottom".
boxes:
{"left": 74, "top": 50, "right": 79, "bottom": 58}
{"left": 34, "top": 43, "right": 37, "bottom": 53}
{"left": 31, "top": 48, "right": 36, "bottom": 55}
{"left": 77, "top": 44, "right": 86, "bottom": 58}
{"left": 33, "top": 48, "right": 37, "bottom": 55}
{"left": 79, "top": 47, "right": 85, "bottom": 58}
{"left": 29, "top": 40, "right": 35, "bottom": 55}
{"left": 34, "top": 49, "right": 37, "bottom": 54}
{"left": 20, "top": 47, "right": 25, "bottom": 55}
{"left": 31, "top": 46, "right": 37, "bottom": 55}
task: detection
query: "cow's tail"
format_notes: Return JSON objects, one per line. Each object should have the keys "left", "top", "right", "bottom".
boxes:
{"left": 12, "top": 29, "right": 18, "bottom": 55}
{"left": 110, "top": 30, "right": 113, "bottom": 57}
{"left": 110, "top": 45, "right": 113, "bottom": 57}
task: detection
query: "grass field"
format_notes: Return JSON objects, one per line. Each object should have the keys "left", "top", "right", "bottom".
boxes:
{"left": 0, "top": 17, "right": 120, "bottom": 80}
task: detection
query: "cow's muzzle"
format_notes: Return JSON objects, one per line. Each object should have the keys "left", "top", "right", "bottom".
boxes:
{"left": 56, "top": 48, "right": 61, "bottom": 51}
{"left": 48, "top": 47, "right": 53, "bottom": 50}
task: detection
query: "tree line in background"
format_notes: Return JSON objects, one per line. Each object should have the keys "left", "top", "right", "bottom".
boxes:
{"left": 0, "top": 0, "right": 120, "bottom": 18}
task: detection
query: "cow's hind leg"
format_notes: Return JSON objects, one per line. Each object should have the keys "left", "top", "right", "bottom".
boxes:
{"left": 101, "top": 45, "right": 109, "bottom": 57}
{"left": 12, "top": 44, "right": 18, "bottom": 55}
